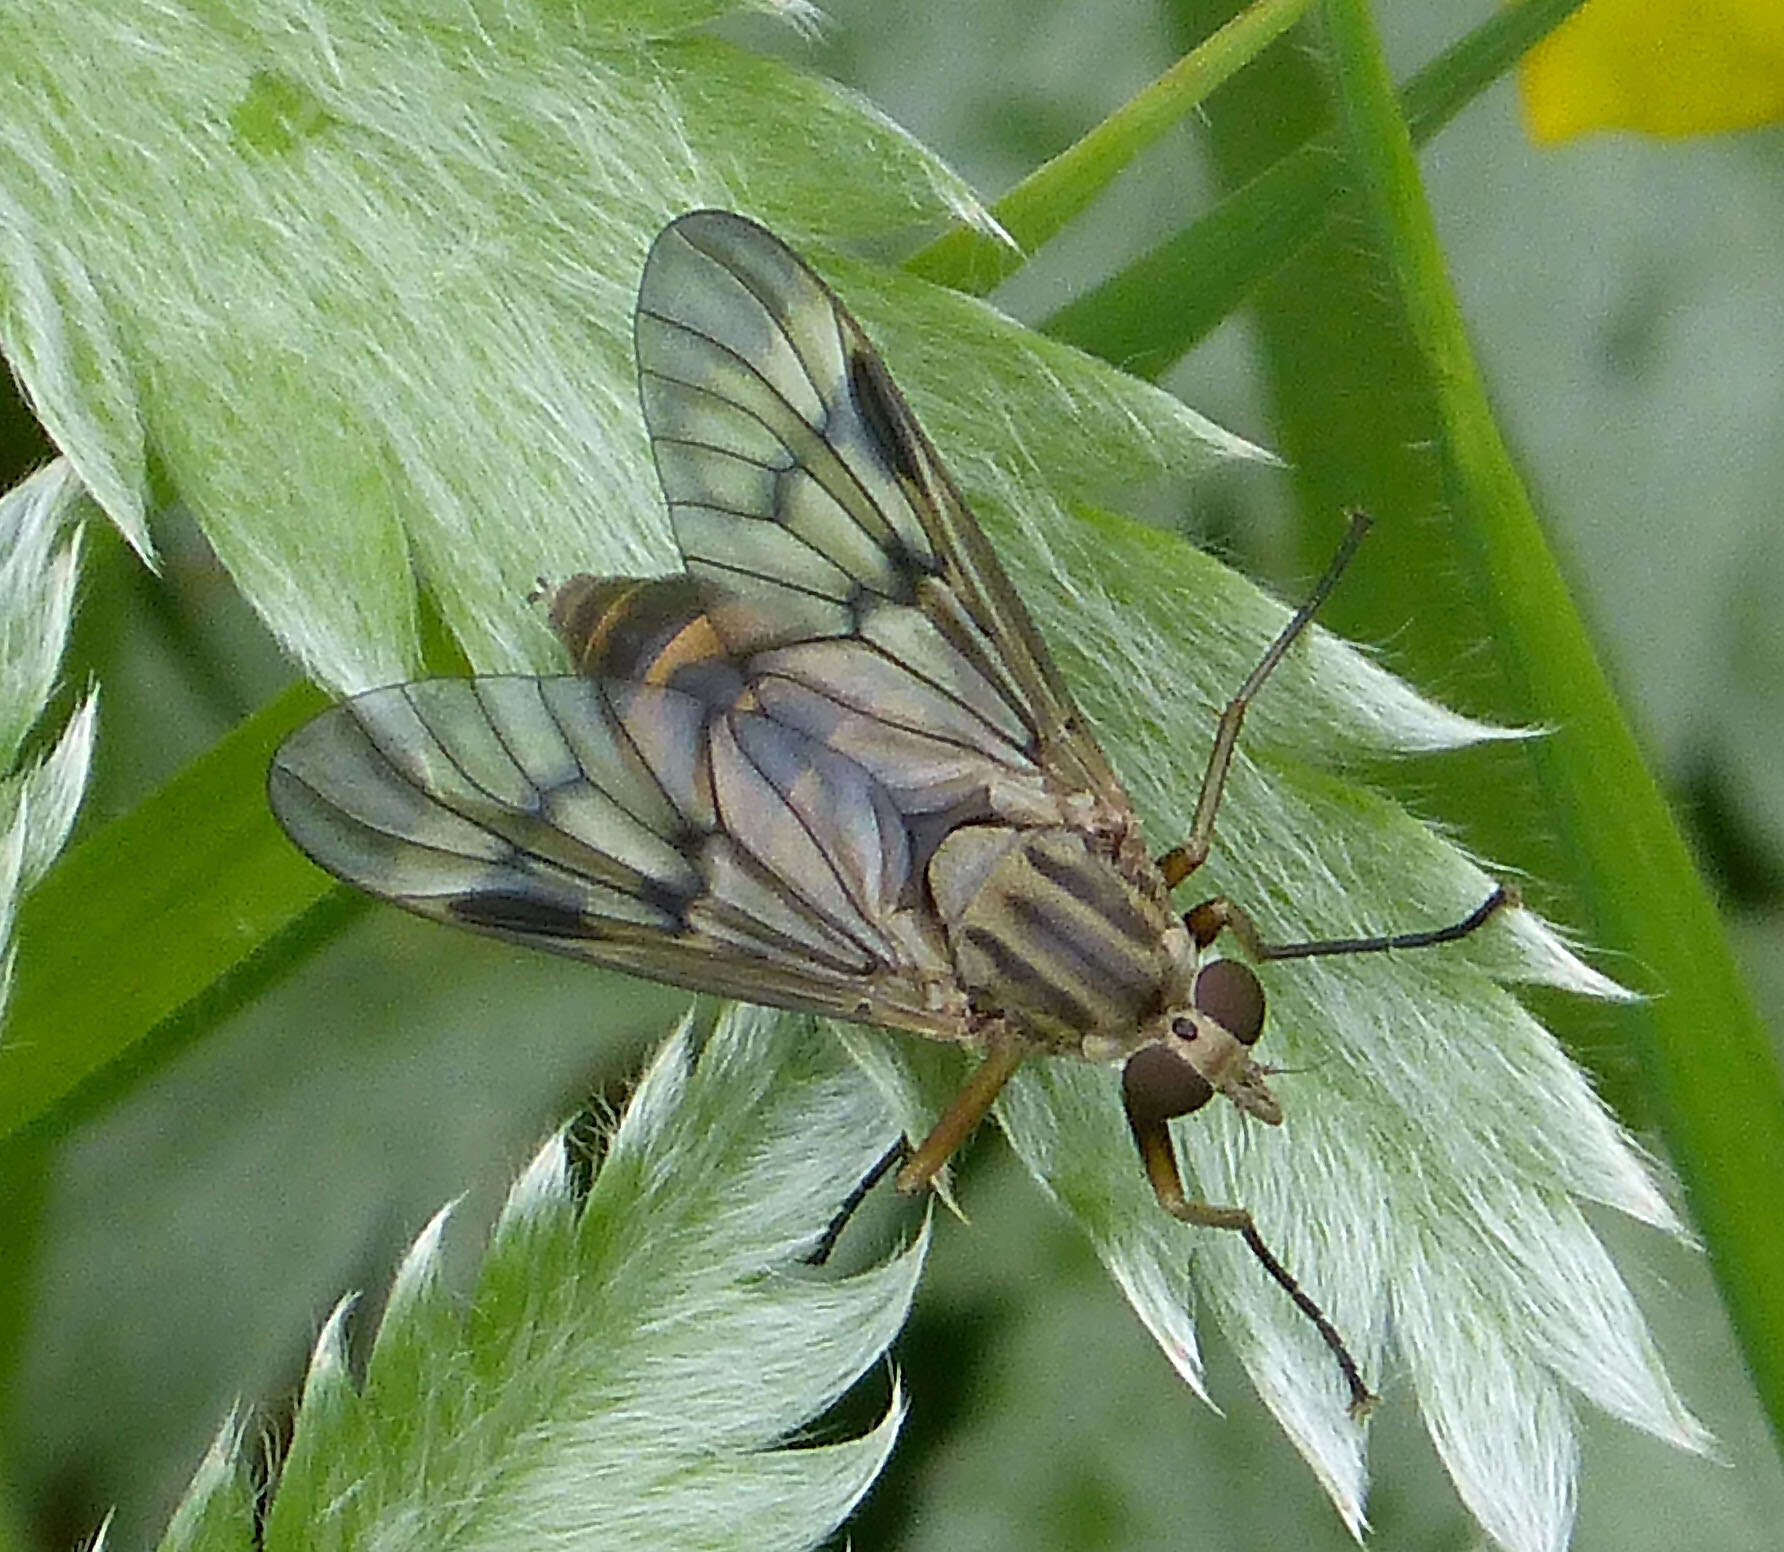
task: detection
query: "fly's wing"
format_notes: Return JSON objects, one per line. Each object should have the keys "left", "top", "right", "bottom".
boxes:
{"left": 632, "top": 209, "right": 1128, "bottom": 815}
{"left": 269, "top": 673, "right": 967, "bottom": 1038}
{"left": 269, "top": 210, "right": 1130, "bottom": 1041}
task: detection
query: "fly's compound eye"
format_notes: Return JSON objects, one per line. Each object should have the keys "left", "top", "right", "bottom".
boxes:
{"left": 1122, "top": 1042, "right": 1214, "bottom": 1126}
{"left": 1192, "top": 958, "right": 1266, "bottom": 1046}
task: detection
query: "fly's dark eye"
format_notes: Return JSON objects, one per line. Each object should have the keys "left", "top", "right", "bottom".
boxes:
{"left": 1122, "top": 1043, "right": 1214, "bottom": 1125}
{"left": 1193, "top": 959, "right": 1267, "bottom": 1046}
{"left": 1170, "top": 1014, "right": 1195, "bottom": 1041}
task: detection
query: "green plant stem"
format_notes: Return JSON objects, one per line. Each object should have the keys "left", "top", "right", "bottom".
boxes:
{"left": 905, "top": 0, "right": 1317, "bottom": 295}
{"left": 1042, "top": 0, "right": 1589, "bottom": 375}
{"left": 1322, "top": 0, "right": 1784, "bottom": 1452}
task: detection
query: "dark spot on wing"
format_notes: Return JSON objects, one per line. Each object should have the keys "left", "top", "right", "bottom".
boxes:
{"left": 636, "top": 875, "right": 695, "bottom": 927}
{"left": 885, "top": 530, "right": 942, "bottom": 580}
{"left": 448, "top": 892, "right": 604, "bottom": 939}
{"left": 849, "top": 345, "right": 924, "bottom": 485}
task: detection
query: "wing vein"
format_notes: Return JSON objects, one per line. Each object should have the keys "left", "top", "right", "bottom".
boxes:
{"left": 638, "top": 313, "right": 908, "bottom": 551}
{"left": 535, "top": 674, "right": 679, "bottom": 837}
{"left": 851, "top": 629, "right": 1034, "bottom": 758}
{"left": 723, "top": 713, "right": 885, "bottom": 956}
{"left": 757, "top": 666, "right": 1022, "bottom": 765}
{"left": 277, "top": 761, "right": 659, "bottom": 911}
{"left": 651, "top": 434, "right": 787, "bottom": 472}
{"left": 470, "top": 682, "right": 547, "bottom": 810}
{"left": 381, "top": 687, "right": 531, "bottom": 821}
{"left": 599, "top": 682, "right": 706, "bottom": 838}
{"left": 689, "top": 551, "right": 860, "bottom": 607}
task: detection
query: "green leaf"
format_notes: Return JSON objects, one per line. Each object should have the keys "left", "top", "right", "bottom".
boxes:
{"left": 0, "top": 12, "right": 995, "bottom": 695}
{"left": 0, "top": 463, "right": 104, "bottom": 1129}
{"left": 161, "top": 1007, "right": 919, "bottom": 1552}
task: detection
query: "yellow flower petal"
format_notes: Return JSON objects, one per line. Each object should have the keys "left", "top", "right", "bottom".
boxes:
{"left": 1521, "top": 0, "right": 1784, "bottom": 144}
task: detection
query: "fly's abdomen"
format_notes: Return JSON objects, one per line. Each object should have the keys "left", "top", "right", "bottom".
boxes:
{"left": 927, "top": 825, "right": 1174, "bottom": 1051}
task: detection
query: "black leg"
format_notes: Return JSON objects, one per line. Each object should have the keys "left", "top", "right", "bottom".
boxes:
{"left": 806, "top": 1138, "right": 908, "bottom": 1267}
{"left": 1185, "top": 885, "right": 1517, "bottom": 959}
{"left": 1127, "top": 1100, "right": 1376, "bottom": 1417}
{"left": 1158, "top": 512, "right": 1372, "bottom": 890}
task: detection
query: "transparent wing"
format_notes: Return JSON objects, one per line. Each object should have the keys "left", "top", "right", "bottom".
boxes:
{"left": 270, "top": 211, "right": 1135, "bottom": 1039}
{"left": 269, "top": 675, "right": 967, "bottom": 1038}
{"left": 633, "top": 209, "right": 1126, "bottom": 810}
{"left": 550, "top": 572, "right": 1049, "bottom": 831}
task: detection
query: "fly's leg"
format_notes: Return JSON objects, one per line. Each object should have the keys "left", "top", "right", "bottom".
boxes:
{"left": 806, "top": 1138, "right": 907, "bottom": 1267}
{"left": 1154, "top": 506, "right": 1512, "bottom": 961}
{"left": 1185, "top": 884, "right": 1518, "bottom": 958}
{"left": 1157, "top": 510, "right": 1372, "bottom": 891}
{"left": 1140, "top": 510, "right": 1511, "bottom": 1418}
{"left": 808, "top": 1037, "right": 1026, "bottom": 1266}
{"left": 894, "top": 1037, "right": 1026, "bottom": 1196}
{"left": 1126, "top": 1083, "right": 1376, "bottom": 1418}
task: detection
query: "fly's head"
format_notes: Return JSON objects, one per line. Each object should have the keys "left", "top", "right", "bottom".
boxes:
{"left": 1123, "top": 957, "right": 1281, "bottom": 1131}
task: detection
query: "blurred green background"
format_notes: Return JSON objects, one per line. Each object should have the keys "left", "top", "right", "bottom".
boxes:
{"left": 5, "top": 0, "right": 1784, "bottom": 1548}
